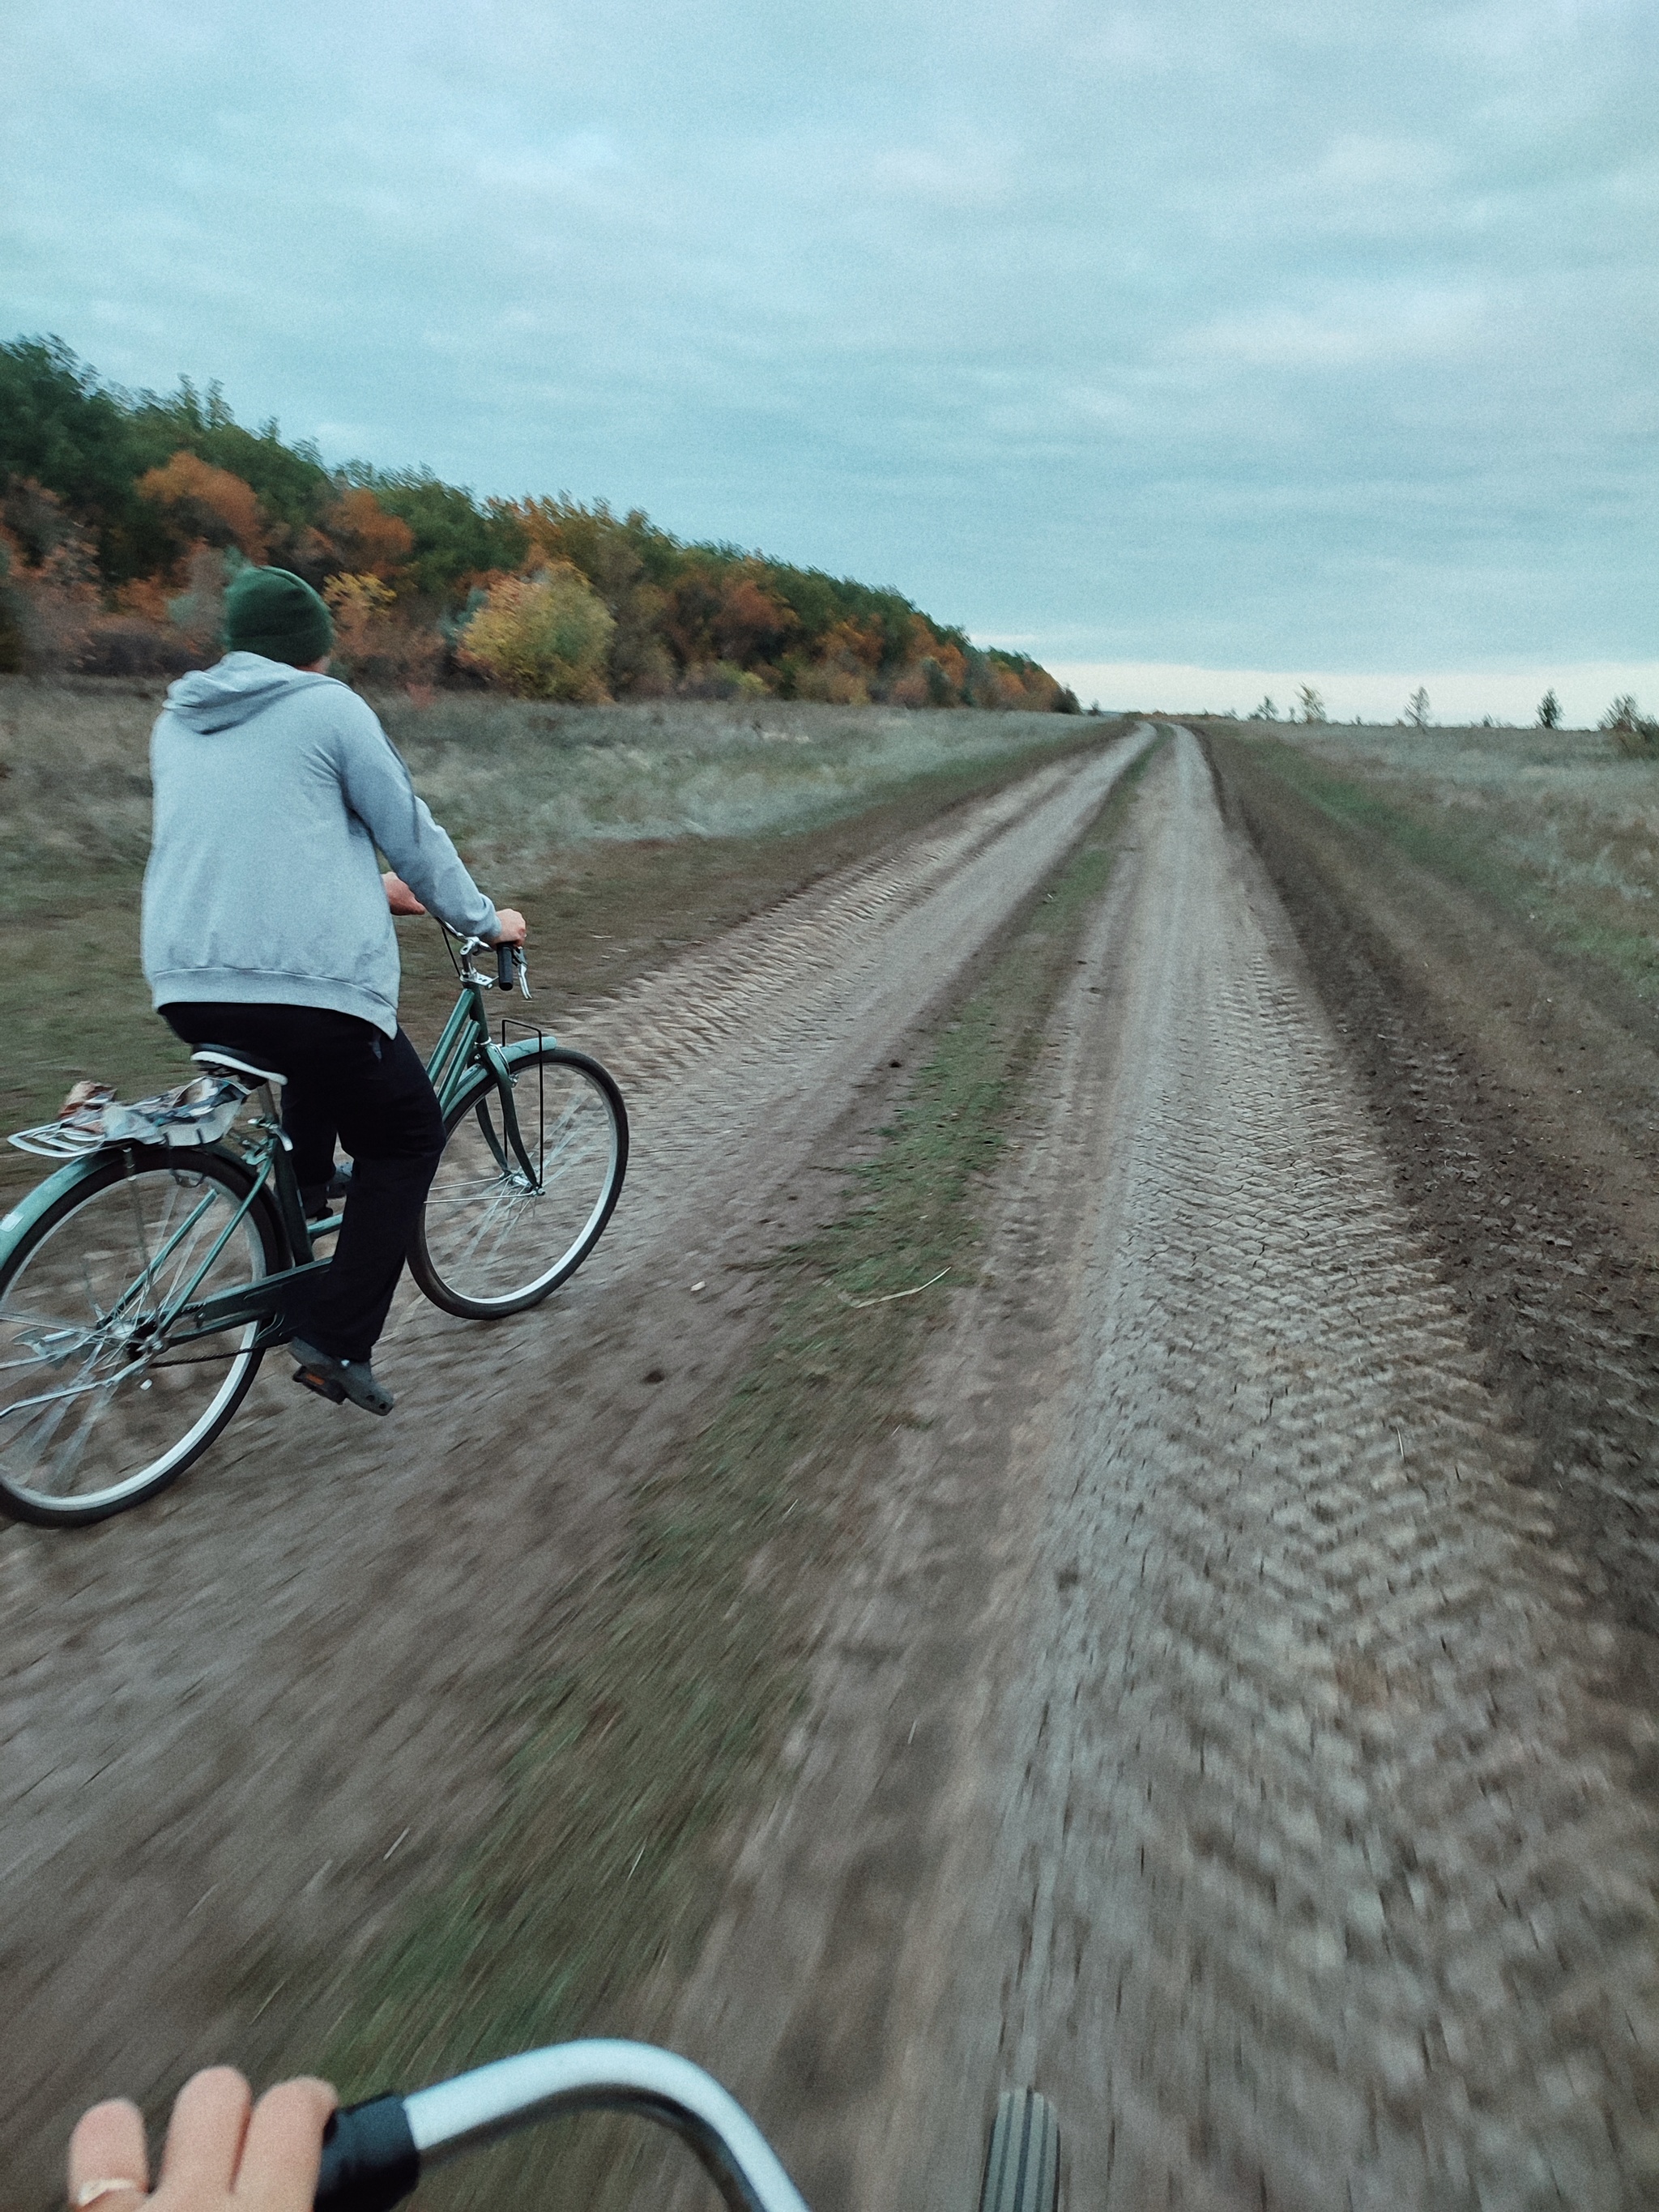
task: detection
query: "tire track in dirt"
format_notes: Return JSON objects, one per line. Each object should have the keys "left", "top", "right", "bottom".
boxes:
{"left": 544, "top": 744, "right": 1154, "bottom": 1264}
{"left": 665, "top": 733, "right": 1659, "bottom": 2211}
{"left": 0, "top": 730, "right": 1151, "bottom": 2197}
{"left": 1206, "top": 729, "right": 1659, "bottom": 1651}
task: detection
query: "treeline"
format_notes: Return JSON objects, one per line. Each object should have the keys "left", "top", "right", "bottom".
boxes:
{"left": 0, "top": 337, "right": 1077, "bottom": 712}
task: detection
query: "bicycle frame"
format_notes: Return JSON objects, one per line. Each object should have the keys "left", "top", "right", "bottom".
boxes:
{"left": 423, "top": 938, "right": 546, "bottom": 1190}
{"left": 0, "top": 937, "right": 549, "bottom": 1361}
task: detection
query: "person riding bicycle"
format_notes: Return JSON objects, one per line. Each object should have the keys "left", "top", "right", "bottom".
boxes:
{"left": 141, "top": 565, "right": 526, "bottom": 1417}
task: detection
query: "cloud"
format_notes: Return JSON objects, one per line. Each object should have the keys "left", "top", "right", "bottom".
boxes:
{"left": 1186, "top": 288, "right": 1486, "bottom": 369}
{"left": 0, "top": 0, "right": 1652, "bottom": 670}
{"left": 869, "top": 146, "right": 1011, "bottom": 210}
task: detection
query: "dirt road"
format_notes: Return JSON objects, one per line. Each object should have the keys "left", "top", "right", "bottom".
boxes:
{"left": 663, "top": 733, "right": 1659, "bottom": 2210}
{"left": 0, "top": 730, "right": 1152, "bottom": 2194}
{"left": 9, "top": 723, "right": 1659, "bottom": 2210}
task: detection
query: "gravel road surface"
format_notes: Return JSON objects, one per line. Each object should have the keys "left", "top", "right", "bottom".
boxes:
{"left": 667, "top": 734, "right": 1659, "bottom": 2211}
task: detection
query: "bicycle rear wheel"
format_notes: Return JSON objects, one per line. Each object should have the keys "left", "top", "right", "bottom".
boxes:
{"left": 0, "top": 1149, "right": 280, "bottom": 1527}
{"left": 409, "top": 1047, "right": 628, "bottom": 1319}
{"left": 978, "top": 2091, "right": 1060, "bottom": 2212}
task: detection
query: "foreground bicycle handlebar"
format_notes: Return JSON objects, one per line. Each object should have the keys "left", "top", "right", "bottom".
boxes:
{"left": 315, "top": 2039, "right": 811, "bottom": 2212}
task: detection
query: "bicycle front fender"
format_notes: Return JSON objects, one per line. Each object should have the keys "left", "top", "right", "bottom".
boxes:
{"left": 501, "top": 1033, "right": 560, "bottom": 1069}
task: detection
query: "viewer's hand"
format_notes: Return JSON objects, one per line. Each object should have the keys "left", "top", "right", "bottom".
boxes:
{"left": 68, "top": 2068, "right": 335, "bottom": 2212}
{"left": 490, "top": 908, "right": 528, "bottom": 947}
{"left": 382, "top": 872, "right": 427, "bottom": 916}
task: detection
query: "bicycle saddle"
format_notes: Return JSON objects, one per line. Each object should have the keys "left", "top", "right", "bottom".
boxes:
{"left": 190, "top": 1047, "right": 288, "bottom": 1088}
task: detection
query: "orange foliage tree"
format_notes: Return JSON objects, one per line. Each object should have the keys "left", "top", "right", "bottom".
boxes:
{"left": 318, "top": 488, "right": 416, "bottom": 582}
{"left": 138, "top": 450, "right": 268, "bottom": 560}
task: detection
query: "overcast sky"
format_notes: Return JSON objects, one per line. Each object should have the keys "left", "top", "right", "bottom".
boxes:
{"left": 4, "top": 0, "right": 1654, "bottom": 718}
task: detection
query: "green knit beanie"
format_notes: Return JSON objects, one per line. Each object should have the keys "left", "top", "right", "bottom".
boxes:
{"left": 223, "top": 565, "right": 335, "bottom": 666}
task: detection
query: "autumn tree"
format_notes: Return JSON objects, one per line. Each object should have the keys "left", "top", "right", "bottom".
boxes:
{"left": 138, "top": 450, "right": 268, "bottom": 560}
{"left": 128, "top": 377, "right": 331, "bottom": 535}
{"left": 510, "top": 496, "right": 672, "bottom": 694}
{"left": 166, "top": 544, "right": 233, "bottom": 657}
{"left": 0, "top": 335, "right": 173, "bottom": 580}
{"left": 317, "top": 488, "right": 416, "bottom": 582}
{"left": 322, "top": 570, "right": 440, "bottom": 686}
{"left": 456, "top": 564, "right": 615, "bottom": 700}
{"left": 348, "top": 470, "right": 527, "bottom": 598}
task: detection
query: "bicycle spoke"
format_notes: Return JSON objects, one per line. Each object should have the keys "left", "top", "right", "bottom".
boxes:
{"left": 0, "top": 1160, "right": 271, "bottom": 1515}
{"left": 413, "top": 1052, "right": 625, "bottom": 1314}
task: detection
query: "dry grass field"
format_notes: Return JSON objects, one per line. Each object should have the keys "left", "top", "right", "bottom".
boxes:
{"left": 1208, "top": 717, "right": 1659, "bottom": 1003}
{"left": 0, "top": 677, "right": 1113, "bottom": 1188}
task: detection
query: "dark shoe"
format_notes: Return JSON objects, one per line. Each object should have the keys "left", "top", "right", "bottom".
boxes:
{"left": 292, "top": 1337, "right": 394, "bottom": 1416}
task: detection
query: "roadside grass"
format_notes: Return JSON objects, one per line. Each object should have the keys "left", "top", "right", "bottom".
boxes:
{"left": 377, "top": 693, "right": 1105, "bottom": 871}
{"left": 1210, "top": 723, "right": 1659, "bottom": 1003}
{"left": 0, "top": 677, "right": 1127, "bottom": 1192}
{"left": 310, "top": 741, "right": 1159, "bottom": 2210}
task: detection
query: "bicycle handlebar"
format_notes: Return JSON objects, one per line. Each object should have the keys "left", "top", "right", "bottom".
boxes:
{"left": 314, "top": 2040, "right": 811, "bottom": 2212}
{"left": 451, "top": 934, "right": 530, "bottom": 995}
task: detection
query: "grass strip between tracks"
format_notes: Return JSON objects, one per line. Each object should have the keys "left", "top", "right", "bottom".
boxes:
{"left": 316, "top": 743, "right": 1158, "bottom": 2199}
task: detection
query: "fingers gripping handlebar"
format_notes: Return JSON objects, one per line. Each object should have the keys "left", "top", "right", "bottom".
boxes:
{"left": 314, "top": 2041, "right": 811, "bottom": 2212}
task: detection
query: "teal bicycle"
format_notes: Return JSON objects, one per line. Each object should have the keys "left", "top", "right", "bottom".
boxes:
{"left": 0, "top": 935, "right": 627, "bottom": 1528}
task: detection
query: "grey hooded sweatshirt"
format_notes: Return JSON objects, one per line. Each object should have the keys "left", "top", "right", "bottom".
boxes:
{"left": 143, "top": 653, "right": 498, "bottom": 1036}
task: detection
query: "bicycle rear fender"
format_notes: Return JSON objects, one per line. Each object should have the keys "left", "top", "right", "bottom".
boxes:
{"left": 0, "top": 1144, "right": 284, "bottom": 1271}
{"left": 0, "top": 1153, "right": 110, "bottom": 1263}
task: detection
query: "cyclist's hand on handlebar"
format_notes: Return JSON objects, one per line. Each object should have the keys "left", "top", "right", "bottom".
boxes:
{"left": 68, "top": 2068, "right": 335, "bottom": 2212}
{"left": 490, "top": 907, "right": 527, "bottom": 946}
{"left": 382, "top": 872, "right": 427, "bottom": 916}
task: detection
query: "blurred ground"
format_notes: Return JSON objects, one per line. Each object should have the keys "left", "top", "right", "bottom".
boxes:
{"left": 6, "top": 712, "right": 1659, "bottom": 2209}
{"left": 0, "top": 727, "right": 1150, "bottom": 2202}
{"left": 658, "top": 732, "right": 1659, "bottom": 2211}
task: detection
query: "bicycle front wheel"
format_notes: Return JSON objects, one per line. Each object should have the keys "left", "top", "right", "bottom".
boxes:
{"left": 409, "top": 1047, "right": 629, "bottom": 1319}
{"left": 0, "top": 1149, "right": 280, "bottom": 1527}
{"left": 978, "top": 2091, "right": 1060, "bottom": 2212}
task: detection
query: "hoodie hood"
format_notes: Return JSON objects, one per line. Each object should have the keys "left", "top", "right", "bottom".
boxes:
{"left": 164, "top": 651, "right": 337, "bottom": 735}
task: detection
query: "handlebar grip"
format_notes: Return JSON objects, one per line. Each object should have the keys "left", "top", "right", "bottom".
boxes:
{"left": 496, "top": 944, "right": 516, "bottom": 991}
{"left": 313, "top": 2094, "right": 419, "bottom": 2212}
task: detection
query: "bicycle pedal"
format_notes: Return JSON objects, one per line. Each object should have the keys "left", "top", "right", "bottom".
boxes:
{"left": 292, "top": 1362, "right": 348, "bottom": 1405}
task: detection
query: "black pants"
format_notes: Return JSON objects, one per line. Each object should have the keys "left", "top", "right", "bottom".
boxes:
{"left": 164, "top": 1003, "right": 446, "bottom": 1363}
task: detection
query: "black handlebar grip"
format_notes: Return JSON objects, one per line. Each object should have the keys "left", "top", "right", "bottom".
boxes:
{"left": 313, "top": 2094, "right": 419, "bottom": 2212}
{"left": 496, "top": 943, "right": 516, "bottom": 991}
